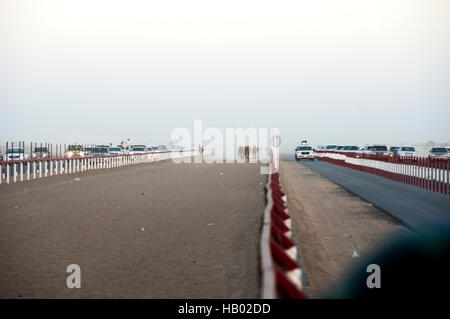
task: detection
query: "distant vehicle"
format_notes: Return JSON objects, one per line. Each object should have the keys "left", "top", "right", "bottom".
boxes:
{"left": 336, "top": 145, "right": 345, "bottom": 151}
{"left": 5, "top": 148, "right": 29, "bottom": 161}
{"left": 93, "top": 146, "right": 109, "bottom": 156}
{"left": 130, "top": 146, "right": 146, "bottom": 155}
{"left": 33, "top": 146, "right": 49, "bottom": 159}
{"left": 446, "top": 147, "right": 450, "bottom": 153}
{"left": 397, "top": 146, "right": 416, "bottom": 157}
{"left": 428, "top": 147, "right": 449, "bottom": 160}
{"left": 342, "top": 145, "right": 359, "bottom": 152}
{"left": 109, "top": 147, "right": 124, "bottom": 155}
{"left": 83, "top": 147, "right": 95, "bottom": 156}
{"left": 362, "top": 145, "right": 373, "bottom": 154}
{"left": 66, "top": 145, "right": 84, "bottom": 158}
{"left": 389, "top": 146, "right": 400, "bottom": 156}
{"left": 148, "top": 145, "right": 160, "bottom": 152}
{"left": 96, "top": 145, "right": 111, "bottom": 151}
{"left": 362, "top": 144, "right": 388, "bottom": 156}
{"left": 325, "top": 145, "right": 338, "bottom": 151}
{"left": 294, "top": 145, "right": 314, "bottom": 161}
{"left": 115, "top": 145, "right": 130, "bottom": 154}
{"left": 158, "top": 145, "right": 167, "bottom": 152}
{"left": 131, "top": 145, "right": 146, "bottom": 150}
{"left": 371, "top": 144, "right": 388, "bottom": 155}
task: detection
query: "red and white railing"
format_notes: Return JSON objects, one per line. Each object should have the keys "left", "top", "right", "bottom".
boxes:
{"left": 314, "top": 151, "right": 450, "bottom": 195}
{"left": 0, "top": 150, "right": 196, "bottom": 185}
{"left": 260, "top": 152, "right": 307, "bottom": 299}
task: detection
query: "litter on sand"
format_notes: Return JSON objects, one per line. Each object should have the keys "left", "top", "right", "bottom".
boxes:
{"left": 352, "top": 251, "right": 360, "bottom": 258}
{"left": 207, "top": 223, "right": 215, "bottom": 226}
{"left": 219, "top": 172, "right": 223, "bottom": 176}
{"left": 73, "top": 177, "right": 80, "bottom": 182}
{"left": 141, "top": 192, "right": 147, "bottom": 195}
{"left": 140, "top": 227, "right": 145, "bottom": 232}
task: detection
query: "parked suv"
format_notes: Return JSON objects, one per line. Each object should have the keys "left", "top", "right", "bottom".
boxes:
{"left": 397, "top": 146, "right": 416, "bottom": 157}
{"left": 93, "top": 146, "right": 110, "bottom": 156}
{"left": 148, "top": 145, "right": 160, "bottom": 153}
{"left": 109, "top": 147, "right": 124, "bottom": 155}
{"left": 325, "top": 145, "right": 338, "bottom": 152}
{"left": 389, "top": 146, "right": 400, "bottom": 156}
{"left": 5, "top": 147, "right": 29, "bottom": 161}
{"left": 130, "top": 146, "right": 146, "bottom": 155}
{"left": 66, "top": 145, "right": 84, "bottom": 158}
{"left": 362, "top": 144, "right": 388, "bottom": 156}
{"left": 342, "top": 145, "right": 359, "bottom": 153}
{"left": 33, "top": 146, "right": 49, "bottom": 159}
{"left": 83, "top": 147, "right": 95, "bottom": 156}
{"left": 428, "top": 147, "right": 448, "bottom": 160}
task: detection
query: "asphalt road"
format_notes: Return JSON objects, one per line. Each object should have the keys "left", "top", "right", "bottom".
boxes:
{"left": 297, "top": 159, "right": 450, "bottom": 232}
{"left": 0, "top": 158, "right": 266, "bottom": 298}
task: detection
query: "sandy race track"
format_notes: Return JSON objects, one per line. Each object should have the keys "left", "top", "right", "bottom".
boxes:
{"left": 0, "top": 159, "right": 266, "bottom": 298}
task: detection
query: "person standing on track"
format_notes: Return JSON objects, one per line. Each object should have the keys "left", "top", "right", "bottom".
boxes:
{"left": 244, "top": 145, "right": 250, "bottom": 163}
{"left": 199, "top": 145, "right": 204, "bottom": 162}
{"left": 252, "top": 145, "right": 257, "bottom": 161}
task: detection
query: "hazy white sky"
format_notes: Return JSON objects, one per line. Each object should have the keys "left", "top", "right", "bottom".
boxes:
{"left": 1, "top": 0, "right": 449, "bottom": 152}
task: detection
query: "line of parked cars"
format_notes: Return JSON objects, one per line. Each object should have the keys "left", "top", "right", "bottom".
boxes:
{"left": 315, "top": 144, "right": 450, "bottom": 159}
{"left": 0, "top": 144, "right": 170, "bottom": 162}
{"left": 66, "top": 144, "right": 169, "bottom": 157}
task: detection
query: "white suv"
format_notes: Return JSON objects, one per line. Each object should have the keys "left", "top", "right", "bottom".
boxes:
{"left": 295, "top": 145, "right": 314, "bottom": 161}
{"left": 362, "top": 144, "right": 389, "bottom": 156}
{"left": 5, "top": 147, "right": 29, "bottom": 161}
{"left": 397, "top": 146, "right": 416, "bottom": 157}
